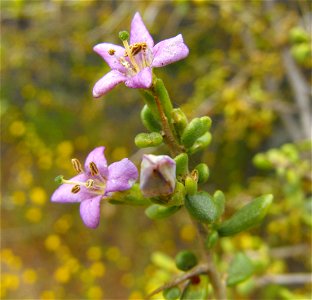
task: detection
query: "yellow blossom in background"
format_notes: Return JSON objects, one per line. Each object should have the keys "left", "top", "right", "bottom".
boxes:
{"left": 87, "top": 285, "right": 104, "bottom": 299}
{"left": 180, "top": 223, "right": 196, "bottom": 242}
{"left": 9, "top": 120, "right": 26, "bottom": 137}
{"left": 2, "top": 274, "right": 20, "bottom": 290}
{"left": 30, "top": 187, "right": 47, "bottom": 206}
{"left": 40, "top": 290, "right": 56, "bottom": 300}
{"left": 53, "top": 214, "right": 73, "bottom": 234}
{"left": 54, "top": 266, "right": 71, "bottom": 283}
{"left": 22, "top": 268, "right": 37, "bottom": 284}
{"left": 105, "top": 246, "right": 120, "bottom": 262}
{"left": 25, "top": 207, "right": 42, "bottom": 223}
{"left": 86, "top": 246, "right": 102, "bottom": 261}
{"left": 90, "top": 261, "right": 106, "bottom": 277}
{"left": 121, "top": 273, "right": 134, "bottom": 288}
{"left": 12, "top": 190, "right": 26, "bottom": 206}
{"left": 128, "top": 291, "right": 144, "bottom": 300}
{"left": 45, "top": 234, "right": 61, "bottom": 251}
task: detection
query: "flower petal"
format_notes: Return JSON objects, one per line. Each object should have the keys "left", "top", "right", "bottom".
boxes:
{"left": 125, "top": 67, "right": 152, "bottom": 89}
{"left": 85, "top": 146, "right": 109, "bottom": 177}
{"left": 93, "top": 70, "right": 127, "bottom": 98}
{"left": 130, "top": 12, "right": 154, "bottom": 48}
{"left": 51, "top": 174, "right": 91, "bottom": 203}
{"left": 105, "top": 158, "right": 138, "bottom": 193}
{"left": 79, "top": 196, "right": 102, "bottom": 229}
{"left": 93, "top": 43, "right": 126, "bottom": 73}
{"left": 152, "top": 34, "right": 189, "bottom": 67}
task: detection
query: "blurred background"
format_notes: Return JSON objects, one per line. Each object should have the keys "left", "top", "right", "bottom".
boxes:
{"left": 1, "top": 0, "right": 311, "bottom": 299}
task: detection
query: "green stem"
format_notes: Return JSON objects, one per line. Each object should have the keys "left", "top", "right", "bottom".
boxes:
{"left": 194, "top": 221, "right": 227, "bottom": 300}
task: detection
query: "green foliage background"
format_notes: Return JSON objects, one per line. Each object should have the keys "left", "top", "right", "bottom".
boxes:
{"left": 1, "top": 0, "right": 311, "bottom": 299}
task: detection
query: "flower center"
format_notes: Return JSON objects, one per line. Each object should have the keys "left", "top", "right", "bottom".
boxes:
{"left": 57, "top": 159, "right": 107, "bottom": 196}
{"left": 109, "top": 41, "right": 153, "bottom": 76}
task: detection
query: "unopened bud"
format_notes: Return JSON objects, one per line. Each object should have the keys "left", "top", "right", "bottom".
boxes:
{"left": 140, "top": 154, "right": 176, "bottom": 197}
{"left": 171, "top": 108, "right": 188, "bottom": 137}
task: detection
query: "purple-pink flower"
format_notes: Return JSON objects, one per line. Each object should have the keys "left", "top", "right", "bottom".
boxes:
{"left": 92, "top": 12, "right": 189, "bottom": 98}
{"left": 51, "top": 146, "right": 138, "bottom": 229}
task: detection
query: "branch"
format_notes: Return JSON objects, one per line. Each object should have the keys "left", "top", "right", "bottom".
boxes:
{"left": 146, "top": 263, "right": 210, "bottom": 299}
{"left": 255, "top": 273, "right": 312, "bottom": 288}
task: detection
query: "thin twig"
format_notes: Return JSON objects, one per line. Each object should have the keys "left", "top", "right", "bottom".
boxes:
{"left": 146, "top": 263, "right": 210, "bottom": 299}
{"left": 255, "top": 273, "right": 312, "bottom": 288}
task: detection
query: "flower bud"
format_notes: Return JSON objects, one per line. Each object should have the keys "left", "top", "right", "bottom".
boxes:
{"left": 185, "top": 174, "right": 198, "bottom": 196}
{"left": 140, "top": 104, "right": 162, "bottom": 132}
{"left": 140, "top": 154, "right": 176, "bottom": 197}
{"left": 135, "top": 132, "right": 163, "bottom": 148}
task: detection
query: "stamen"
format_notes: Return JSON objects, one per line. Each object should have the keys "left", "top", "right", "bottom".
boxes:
{"left": 122, "top": 39, "right": 140, "bottom": 72}
{"left": 71, "top": 158, "right": 83, "bottom": 174}
{"left": 108, "top": 49, "right": 116, "bottom": 55}
{"left": 89, "top": 162, "right": 99, "bottom": 176}
{"left": 71, "top": 185, "right": 80, "bottom": 194}
{"left": 86, "top": 179, "right": 95, "bottom": 188}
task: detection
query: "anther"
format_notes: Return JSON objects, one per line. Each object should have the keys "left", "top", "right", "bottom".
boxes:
{"left": 89, "top": 162, "right": 99, "bottom": 176}
{"left": 71, "top": 158, "right": 83, "bottom": 174}
{"left": 71, "top": 185, "right": 80, "bottom": 194}
{"left": 108, "top": 49, "right": 116, "bottom": 56}
{"left": 86, "top": 179, "right": 95, "bottom": 188}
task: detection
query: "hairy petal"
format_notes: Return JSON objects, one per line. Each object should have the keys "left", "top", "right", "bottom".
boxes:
{"left": 93, "top": 43, "right": 126, "bottom": 72}
{"left": 93, "top": 70, "right": 127, "bottom": 98}
{"left": 51, "top": 174, "right": 91, "bottom": 203}
{"left": 79, "top": 196, "right": 102, "bottom": 229}
{"left": 125, "top": 67, "right": 152, "bottom": 89}
{"left": 130, "top": 12, "right": 154, "bottom": 48}
{"left": 105, "top": 158, "right": 138, "bottom": 193}
{"left": 152, "top": 34, "right": 189, "bottom": 67}
{"left": 85, "top": 146, "right": 108, "bottom": 177}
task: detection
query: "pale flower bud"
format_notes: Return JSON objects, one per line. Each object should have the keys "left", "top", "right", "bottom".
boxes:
{"left": 140, "top": 154, "right": 176, "bottom": 198}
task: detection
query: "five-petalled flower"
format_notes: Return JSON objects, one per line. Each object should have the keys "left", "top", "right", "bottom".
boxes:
{"left": 92, "top": 12, "right": 189, "bottom": 98}
{"left": 51, "top": 146, "right": 138, "bottom": 229}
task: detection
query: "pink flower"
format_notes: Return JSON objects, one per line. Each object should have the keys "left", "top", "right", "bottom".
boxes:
{"left": 92, "top": 12, "right": 189, "bottom": 98}
{"left": 51, "top": 147, "right": 138, "bottom": 229}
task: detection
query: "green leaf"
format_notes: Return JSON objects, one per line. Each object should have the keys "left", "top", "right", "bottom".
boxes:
{"left": 154, "top": 78, "right": 173, "bottom": 121}
{"left": 181, "top": 117, "right": 211, "bottom": 148}
{"left": 188, "top": 132, "right": 212, "bottom": 155}
{"left": 227, "top": 252, "right": 254, "bottom": 286}
{"left": 134, "top": 132, "right": 163, "bottom": 148}
{"left": 145, "top": 204, "right": 181, "bottom": 220}
{"left": 174, "top": 153, "right": 189, "bottom": 177}
{"left": 195, "top": 163, "right": 209, "bottom": 183}
{"left": 175, "top": 250, "right": 198, "bottom": 271}
{"left": 185, "top": 191, "right": 219, "bottom": 224}
{"left": 140, "top": 104, "right": 162, "bottom": 132}
{"left": 163, "top": 287, "right": 181, "bottom": 300}
{"left": 218, "top": 194, "right": 273, "bottom": 237}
